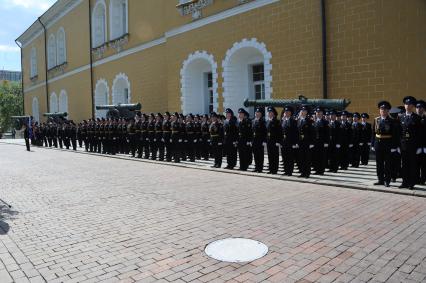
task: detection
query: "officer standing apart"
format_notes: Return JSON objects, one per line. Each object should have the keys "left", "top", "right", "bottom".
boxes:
{"left": 266, "top": 106, "right": 282, "bottom": 174}
{"left": 372, "top": 101, "right": 398, "bottom": 187}
{"left": 399, "top": 96, "right": 421, "bottom": 189}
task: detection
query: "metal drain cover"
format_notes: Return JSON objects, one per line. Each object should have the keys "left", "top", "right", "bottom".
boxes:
{"left": 205, "top": 238, "right": 268, "bottom": 263}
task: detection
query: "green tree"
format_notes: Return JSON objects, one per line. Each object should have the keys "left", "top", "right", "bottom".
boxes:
{"left": 0, "top": 81, "right": 23, "bottom": 133}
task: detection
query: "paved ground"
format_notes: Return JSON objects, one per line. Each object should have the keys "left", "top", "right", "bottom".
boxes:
{"left": 0, "top": 142, "right": 426, "bottom": 283}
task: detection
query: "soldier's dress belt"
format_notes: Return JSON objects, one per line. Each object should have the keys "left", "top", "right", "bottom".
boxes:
{"left": 375, "top": 134, "right": 391, "bottom": 139}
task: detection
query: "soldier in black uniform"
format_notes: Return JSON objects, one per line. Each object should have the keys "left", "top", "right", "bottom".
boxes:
{"left": 327, "top": 110, "right": 341, "bottom": 173}
{"left": 266, "top": 106, "right": 282, "bottom": 174}
{"left": 23, "top": 123, "right": 30, "bottom": 151}
{"left": 58, "top": 122, "right": 64, "bottom": 149}
{"left": 194, "top": 114, "right": 202, "bottom": 160}
{"left": 416, "top": 100, "right": 426, "bottom": 185}
{"left": 281, "top": 106, "right": 298, "bottom": 176}
{"left": 185, "top": 114, "right": 196, "bottom": 162}
{"left": 360, "top": 113, "right": 372, "bottom": 165}
{"left": 140, "top": 114, "right": 149, "bottom": 158}
{"left": 179, "top": 114, "right": 187, "bottom": 161}
{"left": 339, "top": 111, "right": 352, "bottom": 170}
{"left": 209, "top": 112, "right": 224, "bottom": 168}
{"left": 312, "top": 107, "right": 329, "bottom": 175}
{"left": 399, "top": 96, "right": 422, "bottom": 189}
{"left": 237, "top": 108, "right": 252, "bottom": 171}
{"left": 155, "top": 113, "right": 165, "bottom": 161}
{"left": 70, "top": 121, "right": 77, "bottom": 151}
{"left": 171, "top": 112, "right": 182, "bottom": 163}
{"left": 351, "top": 113, "right": 362, "bottom": 168}
{"left": 134, "top": 113, "right": 142, "bottom": 157}
{"left": 297, "top": 105, "right": 314, "bottom": 178}
{"left": 127, "top": 118, "right": 137, "bottom": 157}
{"left": 200, "top": 114, "right": 211, "bottom": 161}
{"left": 372, "top": 101, "right": 399, "bottom": 187}
{"left": 163, "top": 112, "right": 172, "bottom": 162}
{"left": 252, "top": 107, "right": 267, "bottom": 173}
{"left": 223, "top": 108, "right": 238, "bottom": 169}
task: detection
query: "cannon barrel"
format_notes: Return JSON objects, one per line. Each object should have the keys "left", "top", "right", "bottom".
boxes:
{"left": 243, "top": 96, "right": 351, "bottom": 110}
{"left": 43, "top": 112, "right": 68, "bottom": 117}
{"left": 95, "top": 103, "right": 141, "bottom": 111}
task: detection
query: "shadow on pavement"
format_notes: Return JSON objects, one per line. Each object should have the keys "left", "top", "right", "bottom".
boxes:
{"left": 0, "top": 204, "right": 18, "bottom": 235}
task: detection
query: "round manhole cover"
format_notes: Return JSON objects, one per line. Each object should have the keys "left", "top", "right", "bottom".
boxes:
{"left": 205, "top": 238, "right": 268, "bottom": 263}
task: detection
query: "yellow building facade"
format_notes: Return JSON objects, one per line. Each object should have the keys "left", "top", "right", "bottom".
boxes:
{"left": 17, "top": 0, "right": 426, "bottom": 122}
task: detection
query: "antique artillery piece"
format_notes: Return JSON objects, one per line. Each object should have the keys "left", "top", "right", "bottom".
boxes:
{"left": 243, "top": 95, "right": 351, "bottom": 111}
{"left": 43, "top": 112, "right": 69, "bottom": 124}
{"left": 95, "top": 103, "right": 142, "bottom": 120}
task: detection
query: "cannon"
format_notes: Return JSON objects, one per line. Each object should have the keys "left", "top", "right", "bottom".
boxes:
{"left": 43, "top": 112, "right": 69, "bottom": 123}
{"left": 95, "top": 103, "right": 142, "bottom": 119}
{"left": 243, "top": 95, "right": 351, "bottom": 111}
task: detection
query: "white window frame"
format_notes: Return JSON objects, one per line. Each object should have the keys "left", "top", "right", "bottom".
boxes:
{"left": 47, "top": 34, "right": 57, "bottom": 69}
{"left": 109, "top": 0, "right": 128, "bottom": 40}
{"left": 56, "top": 27, "right": 67, "bottom": 65}
{"left": 92, "top": 0, "right": 108, "bottom": 47}
{"left": 30, "top": 47, "right": 37, "bottom": 78}
{"left": 59, "top": 90, "right": 68, "bottom": 115}
{"left": 50, "top": 92, "right": 58, "bottom": 113}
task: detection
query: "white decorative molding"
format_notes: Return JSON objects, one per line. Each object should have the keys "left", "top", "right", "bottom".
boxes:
{"left": 180, "top": 50, "right": 218, "bottom": 114}
{"left": 177, "top": 0, "right": 214, "bottom": 20}
{"left": 222, "top": 38, "right": 273, "bottom": 110}
{"left": 112, "top": 73, "right": 131, "bottom": 104}
{"left": 95, "top": 78, "right": 110, "bottom": 118}
{"left": 108, "top": 33, "right": 129, "bottom": 53}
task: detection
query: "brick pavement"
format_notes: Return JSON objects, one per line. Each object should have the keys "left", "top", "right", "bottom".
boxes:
{"left": 0, "top": 142, "right": 425, "bottom": 282}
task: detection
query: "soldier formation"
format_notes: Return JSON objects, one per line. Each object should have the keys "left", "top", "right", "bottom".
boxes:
{"left": 28, "top": 96, "right": 426, "bottom": 189}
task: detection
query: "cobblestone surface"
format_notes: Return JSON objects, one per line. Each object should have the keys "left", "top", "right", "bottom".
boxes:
{"left": 0, "top": 142, "right": 426, "bottom": 282}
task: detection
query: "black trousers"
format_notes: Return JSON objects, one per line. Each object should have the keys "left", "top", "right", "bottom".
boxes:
{"left": 351, "top": 144, "right": 361, "bottom": 167}
{"left": 375, "top": 141, "right": 392, "bottom": 184}
{"left": 238, "top": 142, "right": 251, "bottom": 170}
{"left": 328, "top": 144, "right": 340, "bottom": 172}
{"left": 71, "top": 138, "right": 77, "bottom": 151}
{"left": 390, "top": 151, "right": 401, "bottom": 180}
{"left": 186, "top": 139, "right": 195, "bottom": 162}
{"left": 225, "top": 142, "right": 237, "bottom": 168}
{"left": 401, "top": 147, "right": 418, "bottom": 187}
{"left": 172, "top": 137, "right": 181, "bottom": 163}
{"left": 211, "top": 141, "right": 223, "bottom": 167}
{"left": 360, "top": 143, "right": 370, "bottom": 165}
{"left": 201, "top": 136, "right": 210, "bottom": 160}
{"left": 313, "top": 143, "right": 326, "bottom": 174}
{"left": 340, "top": 144, "right": 350, "bottom": 169}
{"left": 164, "top": 138, "right": 172, "bottom": 162}
{"left": 418, "top": 152, "right": 426, "bottom": 184}
{"left": 297, "top": 144, "right": 311, "bottom": 177}
{"left": 282, "top": 145, "right": 295, "bottom": 175}
{"left": 267, "top": 142, "right": 279, "bottom": 174}
{"left": 25, "top": 138, "right": 30, "bottom": 151}
{"left": 252, "top": 143, "right": 264, "bottom": 172}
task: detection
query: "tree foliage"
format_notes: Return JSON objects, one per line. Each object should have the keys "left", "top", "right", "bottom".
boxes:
{"left": 0, "top": 81, "right": 23, "bottom": 133}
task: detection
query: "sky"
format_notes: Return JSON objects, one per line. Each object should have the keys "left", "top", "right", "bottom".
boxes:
{"left": 0, "top": 0, "right": 56, "bottom": 71}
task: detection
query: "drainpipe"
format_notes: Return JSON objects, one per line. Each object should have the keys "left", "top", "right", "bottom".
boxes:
{"left": 37, "top": 17, "right": 50, "bottom": 111}
{"left": 14, "top": 40, "right": 25, "bottom": 115}
{"left": 88, "top": 0, "right": 95, "bottom": 119}
{"left": 321, "top": 0, "right": 328, "bottom": 99}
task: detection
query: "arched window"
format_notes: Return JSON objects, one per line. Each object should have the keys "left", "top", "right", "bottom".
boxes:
{"left": 110, "top": 0, "right": 128, "bottom": 40}
{"left": 32, "top": 97, "right": 40, "bottom": 122}
{"left": 59, "top": 90, "right": 68, "bottom": 114}
{"left": 92, "top": 0, "right": 107, "bottom": 47}
{"left": 112, "top": 73, "right": 131, "bottom": 104}
{"left": 50, "top": 92, "right": 58, "bottom": 113}
{"left": 47, "top": 34, "right": 57, "bottom": 69}
{"left": 30, "top": 47, "right": 37, "bottom": 78}
{"left": 56, "top": 27, "right": 67, "bottom": 65}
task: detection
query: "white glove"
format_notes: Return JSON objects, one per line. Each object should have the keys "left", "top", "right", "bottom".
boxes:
{"left": 146, "top": 138, "right": 149, "bottom": 141}
{"left": 371, "top": 147, "right": 375, "bottom": 152}
{"left": 397, "top": 148, "right": 401, "bottom": 154}
{"left": 359, "top": 143, "right": 364, "bottom": 146}
{"left": 218, "top": 143, "right": 222, "bottom": 146}
{"left": 349, "top": 144, "right": 353, "bottom": 148}
{"left": 368, "top": 143, "right": 371, "bottom": 146}
{"left": 324, "top": 144, "right": 329, "bottom": 148}
{"left": 292, "top": 144, "right": 299, "bottom": 149}
{"left": 207, "top": 140, "right": 211, "bottom": 143}
{"left": 275, "top": 143, "right": 281, "bottom": 148}
{"left": 336, "top": 144, "right": 341, "bottom": 148}
{"left": 390, "top": 148, "right": 397, "bottom": 153}
{"left": 424, "top": 147, "right": 426, "bottom": 153}
{"left": 262, "top": 142, "right": 267, "bottom": 146}
{"left": 178, "top": 139, "right": 182, "bottom": 142}
{"left": 416, "top": 148, "right": 422, "bottom": 155}
{"left": 169, "top": 139, "right": 172, "bottom": 143}
{"left": 247, "top": 142, "right": 252, "bottom": 146}
{"left": 194, "top": 139, "right": 197, "bottom": 143}
{"left": 309, "top": 144, "right": 314, "bottom": 149}
{"left": 154, "top": 139, "right": 156, "bottom": 142}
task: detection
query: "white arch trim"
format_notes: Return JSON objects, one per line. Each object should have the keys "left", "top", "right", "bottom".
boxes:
{"left": 180, "top": 50, "right": 218, "bottom": 114}
{"left": 92, "top": 0, "right": 108, "bottom": 47}
{"left": 112, "top": 72, "right": 131, "bottom": 104}
{"left": 32, "top": 97, "right": 40, "bottom": 122}
{"left": 95, "top": 78, "right": 110, "bottom": 118}
{"left": 50, "top": 92, "right": 58, "bottom": 113}
{"left": 222, "top": 38, "right": 273, "bottom": 110}
{"left": 59, "top": 89, "right": 68, "bottom": 114}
